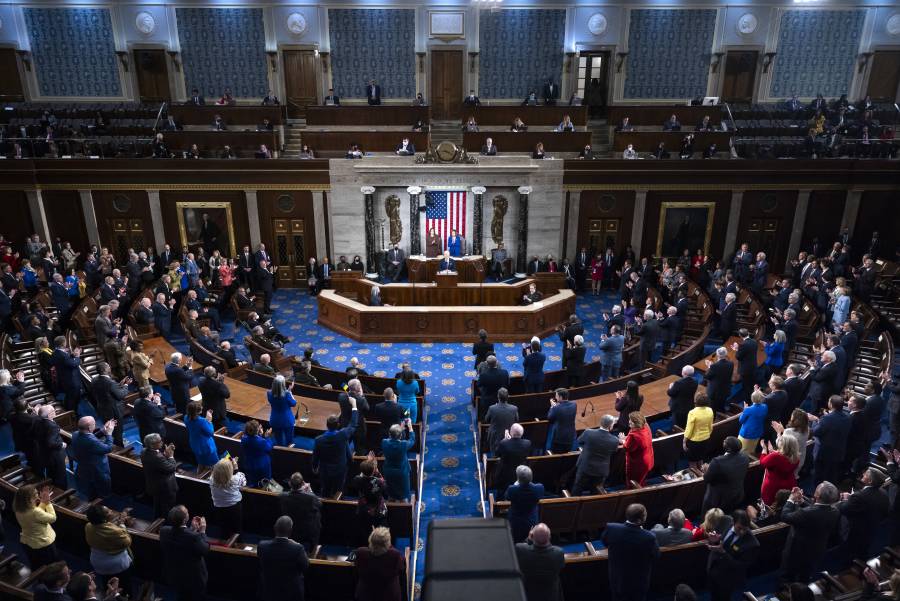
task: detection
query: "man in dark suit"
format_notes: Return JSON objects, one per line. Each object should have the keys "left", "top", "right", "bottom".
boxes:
{"left": 477, "top": 356, "right": 510, "bottom": 420}
{"left": 572, "top": 414, "right": 621, "bottom": 495}
{"left": 385, "top": 243, "right": 405, "bottom": 282}
{"left": 573, "top": 248, "right": 590, "bottom": 292}
{"left": 863, "top": 381, "right": 886, "bottom": 451}
{"left": 547, "top": 388, "right": 576, "bottom": 454}
{"left": 706, "top": 509, "right": 760, "bottom": 601}
{"left": 90, "top": 362, "right": 129, "bottom": 447}
{"left": 780, "top": 481, "right": 840, "bottom": 583}
{"left": 718, "top": 292, "right": 737, "bottom": 341}
{"left": 521, "top": 283, "right": 543, "bottom": 305}
{"left": 463, "top": 90, "right": 480, "bottom": 106}
{"left": 313, "top": 399, "right": 359, "bottom": 496}
{"left": 704, "top": 347, "right": 734, "bottom": 412}
{"left": 438, "top": 250, "right": 456, "bottom": 273}
{"left": 667, "top": 365, "right": 699, "bottom": 429}
{"left": 51, "top": 336, "right": 82, "bottom": 411}
{"left": 481, "top": 137, "right": 497, "bottom": 155}
{"left": 160, "top": 505, "right": 210, "bottom": 601}
{"left": 188, "top": 89, "right": 205, "bottom": 105}
{"left": 657, "top": 306, "right": 681, "bottom": 351}
{"left": 542, "top": 79, "right": 559, "bottom": 106}
{"left": 165, "top": 353, "right": 194, "bottom": 415}
{"left": 198, "top": 366, "right": 230, "bottom": 430}
{"left": 372, "top": 389, "right": 406, "bottom": 446}
{"left": 365, "top": 79, "right": 381, "bottom": 105}
{"left": 324, "top": 89, "right": 340, "bottom": 106}
{"left": 810, "top": 395, "right": 851, "bottom": 486}
{"left": 702, "top": 437, "right": 750, "bottom": 514}
{"left": 496, "top": 423, "right": 532, "bottom": 500}
{"left": 72, "top": 415, "right": 115, "bottom": 500}
{"left": 280, "top": 473, "right": 322, "bottom": 552}
{"left": 733, "top": 329, "right": 758, "bottom": 406}
{"left": 395, "top": 138, "right": 415, "bottom": 155}
{"left": 35, "top": 404, "right": 67, "bottom": 489}
{"left": 339, "top": 379, "right": 370, "bottom": 454}
{"left": 838, "top": 467, "right": 889, "bottom": 560}
{"left": 134, "top": 386, "right": 167, "bottom": 443}
{"left": 258, "top": 516, "right": 310, "bottom": 601}
{"left": 485, "top": 388, "right": 519, "bottom": 456}
{"left": 634, "top": 310, "right": 660, "bottom": 368}
{"left": 844, "top": 395, "right": 870, "bottom": 475}
{"left": 152, "top": 293, "right": 175, "bottom": 339}
{"left": 256, "top": 260, "right": 274, "bottom": 314}
{"left": 515, "top": 523, "right": 565, "bottom": 601}
{"left": 601, "top": 503, "right": 660, "bottom": 601}
{"left": 142, "top": 433, "right": 178, "bottom": 518}
{"left": 782, "top": 364, "right": 808, "bottom": 417}
{"left": 806, "top": 350, "right": 839, "bottom": 411}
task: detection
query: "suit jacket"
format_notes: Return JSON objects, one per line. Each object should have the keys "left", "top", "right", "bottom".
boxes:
{"left": 668, "top": 376, "right": 699, "bottom": 416}
{"left": 703, "top": 451, "right": 750, "bottom": 513}
{"left": 94, "top": 315, "right": 117, "bottom": 347}
{"left": 808, "top": 362, "right": 838, "bottom": 407}
{"left": 812, "top": 409, "right": 851, "bottom": 462}
{"left": 496, "top": 437, "right": 533, "bottom": 493}
{"left": 485, "top": 402, "right": 519, "bottom": 455}
{"left": 838, "top": 485, "right": 889, "bottom": 556}
{"left": 91, "top": 375, "right": 127, "bottom": 422}
{"left": 165, "top": 363, "right": 193, "bottom": 412}
{"left": 522, "top": 351, "right": 546, "bottom": 386}
{"left": 636, "top": 319, "right": 659, "bottom": 355}
{"left": 160, "top": 525, "right": 209, "bottom": 593}
{"left": 481, "top": 144, "right": 497, "bottom": 156}
{"left": 312, "top": 411, "right": 358, "bottom": 473}
{"left": 478, "top": 367, "right": 510, "bottom": 406}
{"left": 258, "top": 537, "right": 310, "bottom": 601}
{"left": 598, "top": 335, "right": 624, "bottom": 367}
{"left": 198, "top": 375, "right": 230, "bottom": 426}
{"left": 515, "top": 542, "right": 565, "bottom": 601}
{"left": 51, "top": 348, "right": 81, "bottom": 395}
{"left": 783, "top": 376, "right": 807, "bottom": 415}
{"left": 576, "top": 428, "right": 620, "bottom": 478}
{"left": 71, "top": 429, "right": 113, "bottom": 485}
{"left": 707, "top": 528, "right": 760, "bottom": 590}
{"left": 601, "top": 522, "right": 660, "bottom": 598}
{"left": 720, "top": 303, "right": 737, "bottom": 337}
{"left": 705, "top": 360, "right": 734, "bottom": 407}
{"left": 651, "top": 525, "right": 694, "bottom": 546}
{"left": 564, "top": 346, "right": 586, "bottom": 380}
{"left": 142, "top": 446, "right": 177, "bottom": 499}
{"left": 736, "top": 338, "right": 758, "bottom": 377}
{"left": 365, "top": 84, "right": 382, "bottom": 102}
{"left": 339, "top": 392, "right": 369, "bottom": 450}
{"left": 257, "top": 266, "right": 274, "bottom": 293}
{"left": 134, "top": 396, "right": 167, "bottom": 441}
{"left": 472, "top": 341, "right": 495, "bottom": 367}
{"left": 781, "top": 501, "right": 840, "bottom": 571}
{"left": 280, "top": 490, "right": 322, "bottom": 546}
{"left": 438, "top": 258, "right": 456, "bottom": 272}
{"left": 548, "top": 401, "right": 577, "bottom": 448}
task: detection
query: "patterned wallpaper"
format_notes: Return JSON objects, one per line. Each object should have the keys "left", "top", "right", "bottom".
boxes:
{"left": 769, "top": 10, "right": 865, "bottom": 98}
{"left": 23, "top": 8, "right": 121, "bottom": 97}
{"left": 328, "top": 9, "right": 416, "bottom": 99}
{"left": 624, "top": 9, "right": 717, "bottom": 100}
{"left": 176, "top": 8, "right": 269, "bottom": 99}
{"left": 478, "top": 9, "right": 566, "bottom": 99}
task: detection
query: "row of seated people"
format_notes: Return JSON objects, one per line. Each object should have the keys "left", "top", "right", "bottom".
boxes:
{"left": 614, "top": 113, "right": 725, "bottom": 133}
{"left": 462, "top": 113, "right": 580, "bottom": 133}
{"left": 319, "top": 81, "right": 572, "bottom": 107}
{"left": 150, "top": 133, "right": 276, "bottom": 159}
{"left": 621, "top": 136, "right": 729, "bottom": 159}
{"left": 343, "top": 137, "right": 597, "bottom": 159}
{"left": 183, "top": 87, "right": 281, "bottom": 106}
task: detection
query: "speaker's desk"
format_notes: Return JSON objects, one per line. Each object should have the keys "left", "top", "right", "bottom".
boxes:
{"left": 318, "top": 275, "right": 575, "bottom": 342}
{"left": 406, "top": 255, "right": 486, "bottom": 283}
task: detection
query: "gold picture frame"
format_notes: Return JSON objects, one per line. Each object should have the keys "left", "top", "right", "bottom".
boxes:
{"left": 176, "top": 201, "right": 237, "bottom": 257}
{"left": 656, "top": 201, "right": 716, "bottom": 258}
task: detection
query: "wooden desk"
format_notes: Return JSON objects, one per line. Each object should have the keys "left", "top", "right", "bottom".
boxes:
{"left": 317, "top": 288, "right": 575, "bottom": 342}
{"left": 575, "top": 375, "right": 706, "bottom": 431}
{"left": 162, "top": 131, "right": 278, "bottom": 154}
{"left": 169, "top": 105, "right": 284, "bottom": 126}
{"left": 461, "top": 106, "right": 588, "bottom": 126}
{"left": 406, "top": 256, "right": 485, "bottom": 283}
{"left": 607, "top": 105, "right": 722, "bottom": 126}
{"left": 463, "top": 131, "right": 592, "bottom": 153}
{"left": 693, "top": 336, "right": 766, "bottom": 375}
{"left": 141, "top": 336, "right": 197, "bottom": 384}
{"left": 306, "top": 106, "right": 431, "bottom": 126}
{"left": 612, "top": 131, "right": 732, "bottom": 152}
{"left": 301, "top": 131, "right": 430, "bottom": 153}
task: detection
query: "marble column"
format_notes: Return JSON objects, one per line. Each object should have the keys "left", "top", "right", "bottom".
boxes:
{"left": 840, "top": 190, "right": 862, "bottom": 236}
{"left": 471, "top": 186, "right": 486, "bottom": 256}
{"left": 785, "top": 190, "right": 811, "bottom": 271}
{"left": 147, "top": 190, "right": 166, "bottom": 251}
{"left": 26, "top": 190, "right": 51, "bottom": 243}
{"left": 723, "top": 189, "right": 745, "bottom": 255}
{"left": 631, "top": 189, "right": 648, "bottom": 258}
{"left": 564, "top": 190, "right": 581, "bottom": 260}
{"left": 78, "top": 190, "right": 101, "bottom": 248}
{"left": 245, "top": 190, "right": 261, "bottom": 250}
{"left": 362, "top": 186, "right": 376, "bottom": 274}
{"left": 407, "top": 186, "right": 422, "bottom": 255}
{"left": 516, "top": 186, "right": 532, "bottom": 274}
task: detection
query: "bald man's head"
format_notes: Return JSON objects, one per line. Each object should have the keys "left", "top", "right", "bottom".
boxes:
{"left": 530, "top": 523, "right": 551, "bottom": 547}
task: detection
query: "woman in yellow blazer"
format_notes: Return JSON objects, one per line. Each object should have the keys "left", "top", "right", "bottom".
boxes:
{"left": 126, "top": 339, "right": 152, "bottom": 388}
{"left": 13, "top": 484, "right": 58, "bottom": 568}
{"left": 683, "top": 393, "right": 714, "bottom": 470}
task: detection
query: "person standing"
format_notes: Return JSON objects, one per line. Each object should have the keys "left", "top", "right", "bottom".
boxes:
{"left": 704, "top": 348, "right": 734, "bottom": 412}
{"left": 382, "top": 420, "right": 416, "bottom": 501}
{"left": 602, "top": 503, "right": 660, "bottom": 601}
{"left": 515, "top": 523, "right": 565, "bottom": 601}
{"left": 13, "top": 484, "right": 58, "bottom": 568}
{"left": 599, "top": 327, "right": 625, "bottom": 381}
{"left": 706, "top": 509, "right": 759, "bottom": 601}
{"left": 160, "top": 505, "right": 210, "bottom": 601}
{"left": 737, "top": 390, "right": 768, "bottom": 456}
{"left": 614, "top": 380, "right": 644, "bottom": 433}
{"left": 572, "top": 415, "right": 620, "bottom": 495}
{"left": 142, "top": 433, "right": 178, "bottom": 519}
{"left": 495, "top": 423, "right": 532, "bottom": 499}
{"left": 667, "top": 366, "right": 698, "bottom": 429}
{"left": 209, "top": 456, "right": 246, "bottom": 537}
{"left": 313, "top": 399, "right": 359, "bottom": 497}
{"left": 395, "top": 367, "right": 421, "bottom": 423}
{"left": 684, "top": 393, "right": 714, "bottom": 470}
{"left": 72, "top": 416, "right": 116, "bottom": 500}
{"left": 257, "top": 516, "right": 309, "bottom": 601}
{"left": 354, "top": 527, "right": 405, "bottom": 601}
{"left": 506, "top": 466, "right": 544, "bottom": 543}
{"left": 702, "top": 437, "right": 750, "bottom": 514}
{"left": 547, "top": 388, "right": 576, "bottom": 454}
{"left": 623, "top": 413, "right": 654, "bottom": 488}
{"left": 779, "top": 482, "right": 840, "bottom": 583}
{"left": 240, "top": 420, "right": 275, "bottom": 487}
{"left": 268, "top": 375, "right": 298, "bottom": 447}
{"left": 280, "top": 473, "right": 322, "bottom": 553}
{"left": 485, "top": 388, "right": 518, "bottom": 456}
{"left": 522, "top": 338, "right": 546, "bottom": 393}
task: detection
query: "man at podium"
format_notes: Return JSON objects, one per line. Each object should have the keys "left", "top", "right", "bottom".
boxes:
{"left": 447, "top": 230, "right": 463, "bottom": 257}
{"left": 438, "top": 250, "right": 457, "bottom": 273}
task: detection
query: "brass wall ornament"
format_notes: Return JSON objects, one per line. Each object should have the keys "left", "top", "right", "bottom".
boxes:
{"left": 384, "top": 195, "right": 403, "bottom": 245}
{"left": 415, "top": 141, "right": 478, "bottom": 165}
{"left": 490, "top": 195, "right": 508, "bottom": 246}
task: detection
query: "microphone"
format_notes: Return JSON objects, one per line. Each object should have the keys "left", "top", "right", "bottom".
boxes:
{"left": 296, "top": 401, "right": 311, "bottom": 425}
{"left": 581, "top": 400, "right": 595, "bottom": 418}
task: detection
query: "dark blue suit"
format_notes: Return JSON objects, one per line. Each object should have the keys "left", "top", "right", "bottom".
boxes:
{"left": 601, "top": 522, "right": 660, "bottom": 601}
{"left": 257, "top": 537, "right": 309, "bottom": 601}
{"left": 241, "top": 433, "right": 274, "bottom": 487}
{"left": 312, "top": 410, "right": 358, "bottom": 496}
{"left": 505, "top": 481, "right": 544, "bottom": 542}
{"left": 152, "top": 301, "right": 172, "bottom": 338}
{"left": 547, "top": 400, "right": 577, "bottom": 453}
{"left": 812, "top": 409, "right": 851, "bottom": 485}
{"left": 51, "top": 348, "right": 81, "bottom": 410}
{"left": 72, "top": 429, "right": 113, "bottom": 499}
{"left": 438, "top": 258, "right": 456, "bottom": 272}
{"left": 522, "top": 351, "right": 546, "bottom": 393}
{"left": 165, "top": 362, "right": 194, "bottom": 414}
{"left": 49, "top": 281, "right": 70, "bottom": 315}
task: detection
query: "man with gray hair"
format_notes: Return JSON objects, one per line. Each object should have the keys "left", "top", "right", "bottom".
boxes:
{"left": 515, "top": 523, "right": 565, "bottom": 601}
{"left": 165, "top": 352, "right": 194, "bottom": 414}
{"left": 90, "top": 361, "right": 129, "bottom": 447}
{"left": 668, "top": 365, "right": 698, "bottom": 429}
{"left": 718, "top": 291, "right": 737, "bottom": 339}
{"left": 506, "top": 465, "right": 544, "bottom": 543}
{"left": 572, "top": 414, "right": 620, "bottom": 495}
{"left": 141, "top": 432, "right": 177, "bottom": 518}
{"left": 36, "top": 403, "right": 67, "bottom": 488}
{"left": 806, "top": 349, "right": 838, "bottom": 411}
{"left": 496, "top": 423, "right": 532, "bottom": 500}
{"left": 780, "top": 481, "right": 840, "bottom": 583}
{"left": 634, "top": 309, "right": 659, "bottom": 368}
{"left": 602, "top": 303, "right": 625, "bottom": 335}
{"left": 133, "top": 385, "right": 166, "bottom": 443}
{"left": 339, "top": 378, "right": 370, "bottom": 454}
{"left": 704, "top": 347, "right": 734, "bottom": 412}
{"left": 651, "top": 508, "right": 693, "bottom": 546}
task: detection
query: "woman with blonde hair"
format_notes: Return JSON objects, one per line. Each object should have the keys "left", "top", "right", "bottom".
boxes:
{"left": 759, "top": 433, "right": 800, "bottom": 505}
{"left": 354, "top": 526, "right": 405, "bottom": 601}
{"left": 623, "top": 412, "right": 654, "bottom": 487}
{"left": 210, "top": 456, "right": 246, "bottom": 536}
{"left": 772, "top": 409, "right": 809, "bottom": 477}
{"left": 691, "top": 507, "right": 731, "bottom": 542}
{"left": 683, "top": 393, "right": 714, "bottom": 469}
{"left": 738, "top": 390, "right": 768, "bottom": 456}
{"left": 14, "top": 484, "right": 58, "bottom": 567}
{"left": 832, "top": 286, "right": 851, "bottom": 329}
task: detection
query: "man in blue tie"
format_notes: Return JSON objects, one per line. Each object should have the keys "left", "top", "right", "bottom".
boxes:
{"left": 316, "top": 257, "right": 332, "bottom": 290}
{"left": 72, "top": 415, "right": 116, "bottom": 500}
{"left": 438, "top": 250, "right": 456, "bottom": 273}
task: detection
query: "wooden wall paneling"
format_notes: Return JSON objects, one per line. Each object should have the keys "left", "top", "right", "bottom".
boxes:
{"left": 801, "top": 191, "right": 845, "bottom": 254}
{"left": 91, "top": 190, "right": 152, "bottom": 259}
{"left": 1, "top": 191, "right": 36, "bottom": 248}
{"left": 257, "top": 191, "right": 317, "bottom": 288}
{"left": 855, "top": 192, "right": 898, "bottom": 261}
{"left": 642, "top": 191, "right": 731, "bottom": 262}
{"left": 159, "top": 191, "right": 250, "bottom": 257}
{"left": 576, "top": 191, "right": 636, "bottom": 257}
{"left": 736, "top": 190, "right": 798, "bottom": 271}
{"left": 41, "top": 190, "right": 89, "bottom": 254}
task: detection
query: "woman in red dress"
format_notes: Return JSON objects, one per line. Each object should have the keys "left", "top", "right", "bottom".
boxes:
{"left": 691, "top": 248, "right": 704, "bottom": 280}
{"left": 590, "top": 254, "right": 604, "bottom": 296}
{"left": 623, "top": 412, "right": 654, "bottom": 488}
{"left": 759, "top": 434, "right": 800, "bottom": 505}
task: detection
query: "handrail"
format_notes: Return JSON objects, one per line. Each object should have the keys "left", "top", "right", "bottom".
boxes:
{"left": 152, "top": 101, "right": 166, "bottom": 132}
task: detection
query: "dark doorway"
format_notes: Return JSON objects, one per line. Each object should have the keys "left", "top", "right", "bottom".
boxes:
{"left": 866, "top": 51, "right": 900, "bottom": 102}
{"left": 430, "top": 49, "right": 464, "bottom": 120}
{"left": 133, "top": 49, "right": 171, "bottom": 102}
{"left": 283, "top": 49, "right": 318, "bottom": 118}
{"left": 577, "top": 52, "right": 609, "bottom": 118}
{"left": 0, "top": 48, "right": 25, "bottom": 101}
{"left": 721, "top": 51, "right": 758, "bottom": 103}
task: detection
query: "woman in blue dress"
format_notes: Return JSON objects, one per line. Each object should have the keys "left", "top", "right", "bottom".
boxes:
{"left": 831, "top": 286, "right": 851, "bottom": 330}
{"left": 381, "top": 420, "right": 416, "bottom": 501}
{"left": 267, "top": 374, "right": 297, "bottom": 447}
{"left": 395, "top": 368, "right": 420, "bottom": 423}
{"left": 185, "top": 400, "right": 219, "bottom": 468}
{"left": 447, "top": 229, "right": 462, "bottom": 257}
{"left": 762, "top": 329, "right": 786, "bottom": 382}
{"left": 239, "top": 419, "right": 274, "bottom": 487}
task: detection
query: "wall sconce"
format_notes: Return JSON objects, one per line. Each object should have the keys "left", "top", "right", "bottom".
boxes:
{"left": 615, "top": 52, "right": 628, "bottom": 73}
{"left": 762, "top": 52, "right": 777, "bottom": 74}
{"left": 115, "top": 51, "right": 129, "bottom": 72}
{"left": 468, "top": 51, "right": 478, "bottom": 73}
{"left": 266, "top": 51, "right": 278, "bottom": 72}
{"left": 167, "top": 51, "right": 181, "bottom": 72}
{"left": 858, "top": 52, "right": 873, "bottom": 74}
{"left": 710, "top": 52, "right": 724, "bottom": 73}
{"left": 416, "top": 52, "right": 426, "bottom": 74}
{"left": 319, "top": 51, "right": 329, "bottom": 74}
{"left": 16, "top": 50, "right": 31, "bottom": 72}
{"left": 565, "top": 52, "right": 576, "bottom": 74}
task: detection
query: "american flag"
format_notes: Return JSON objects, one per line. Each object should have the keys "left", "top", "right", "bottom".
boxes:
{"left": 425, "top": 190, "right": 467, "bottom": 242}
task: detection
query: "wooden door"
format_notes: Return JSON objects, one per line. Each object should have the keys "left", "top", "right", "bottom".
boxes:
{"left": 282, "top": 50, "right": 318, "bottom": 119}
{"left": 586, "top": 218, "right": 620, "bottom": 255}
{"left": 108, "top": 218, "right": 148, "bottom": 261}
{"left": 430, "top": 49, "right": 463, "bottom": 120}
{"left": 272, "top": 219, "right": 309, "bottom": 287}
{"left": 745, "top": 218, "right": 781, "bottom": 267}
{"left": 866, "top": 51, "right": 900, "bottom": 102}
{"left": 0, "top": 48, "right": 24, "bottom": 101}
{"left": 576, "top": 52, "right": 609, "bottom": 118}
{"left": 721, "top": 51, "right": 758, "bottom": 103}
{"left": 133, "top": 49, "right": 171, "bottom": 102}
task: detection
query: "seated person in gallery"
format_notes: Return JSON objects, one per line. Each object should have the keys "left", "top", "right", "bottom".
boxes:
{"left": 366, "top": 79, "right": 382, "bottom": 105}
{"left": 615, "top": 117, "right": 634, "bottom": 132}
{"left": 447, "top": 230, "right": 463, "bottom": 257}
{"left": 438, "top": 251, "right": 457, "bottom": 274}
{"left": 696, "top": 115, "right": 712, "bottom": 132}
{"left": 255, "top": 144, "right": 272, "bottom": 159}
{"left": 185, "top": 144, "right": 201, "bottom": 159}
{"left": 220, "top": 145, "right": 235, "bottom": 159}
{"left": 703, "top": 143, "right": 718, "bottom": 159}
{"left": 370, "top": 285, "right": 390, "bottom": 306}
{"left": 463, "top": 116, "right": 479, "bottom": 132}
{"left": 510, "top": 117, "right": 527, "bottom": 132}
{"left": 298, "top": 144, "right": 315, "bottom": 159}
{"left": 257, "top": 118, "right": 274, "bottom": 132}
{"left": 188, "top": 88, "right": 205, "bottom": 105}
{"left": 463, "top": 90, "right": 481, "bottom": 106}
{"left": 324, "top": 89, "right": 340, "bottom": 106}
{"left": 216, "top": 88, "right": 236, "bottom": 106}
{"left": 412, "top": 120, "right": 427, "bottom": 133}
{"left": 521, "top": 282, "right": 543, "bottom": 305}
{"left": 653, "top": 142, "right": 670, "bottom": 159}
{"left": 425, "top": 229, "right": 443, "bottom": 257}
{"left": 261, "top": 90, "right": 280, "bottom": 105}
{"left": 345, "top": 144, "right": 363, "bottom": 159}
{"left": 491, "top": 244, "right": 508, "bottom": 280}
{"left": 557, "top": 115, "right": 575, "bottom": 132}
{"left": 336, "top": 256, "right": 351, "bottom": 271}
{"left": 413, "top": 93, "right": 426, "bottom": 106}
{"left": 532, "top": 143, "right": 545, "bottom": 159}
{"left": 663, "top": 114, "right": 681, "bottom": 131}
{"left": 579, "top": 144, "right": 594, "bottom": 160}
{"left": 395, "top": 138, "right": 416, "bottom": 156}
{"left": 481, "top": 137, "right": 498, "bottom": 156}
{"left": 385, "top": 244, "right": 405, "bottom": 282}
{"left": 623, "top": 144, "right": 637, "bottom": 159}
{"left": 522, "top": 90, "right": 539, "bottom": 106}
{"left": 350, "top": 255, "right": 365, "bottom": 272}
